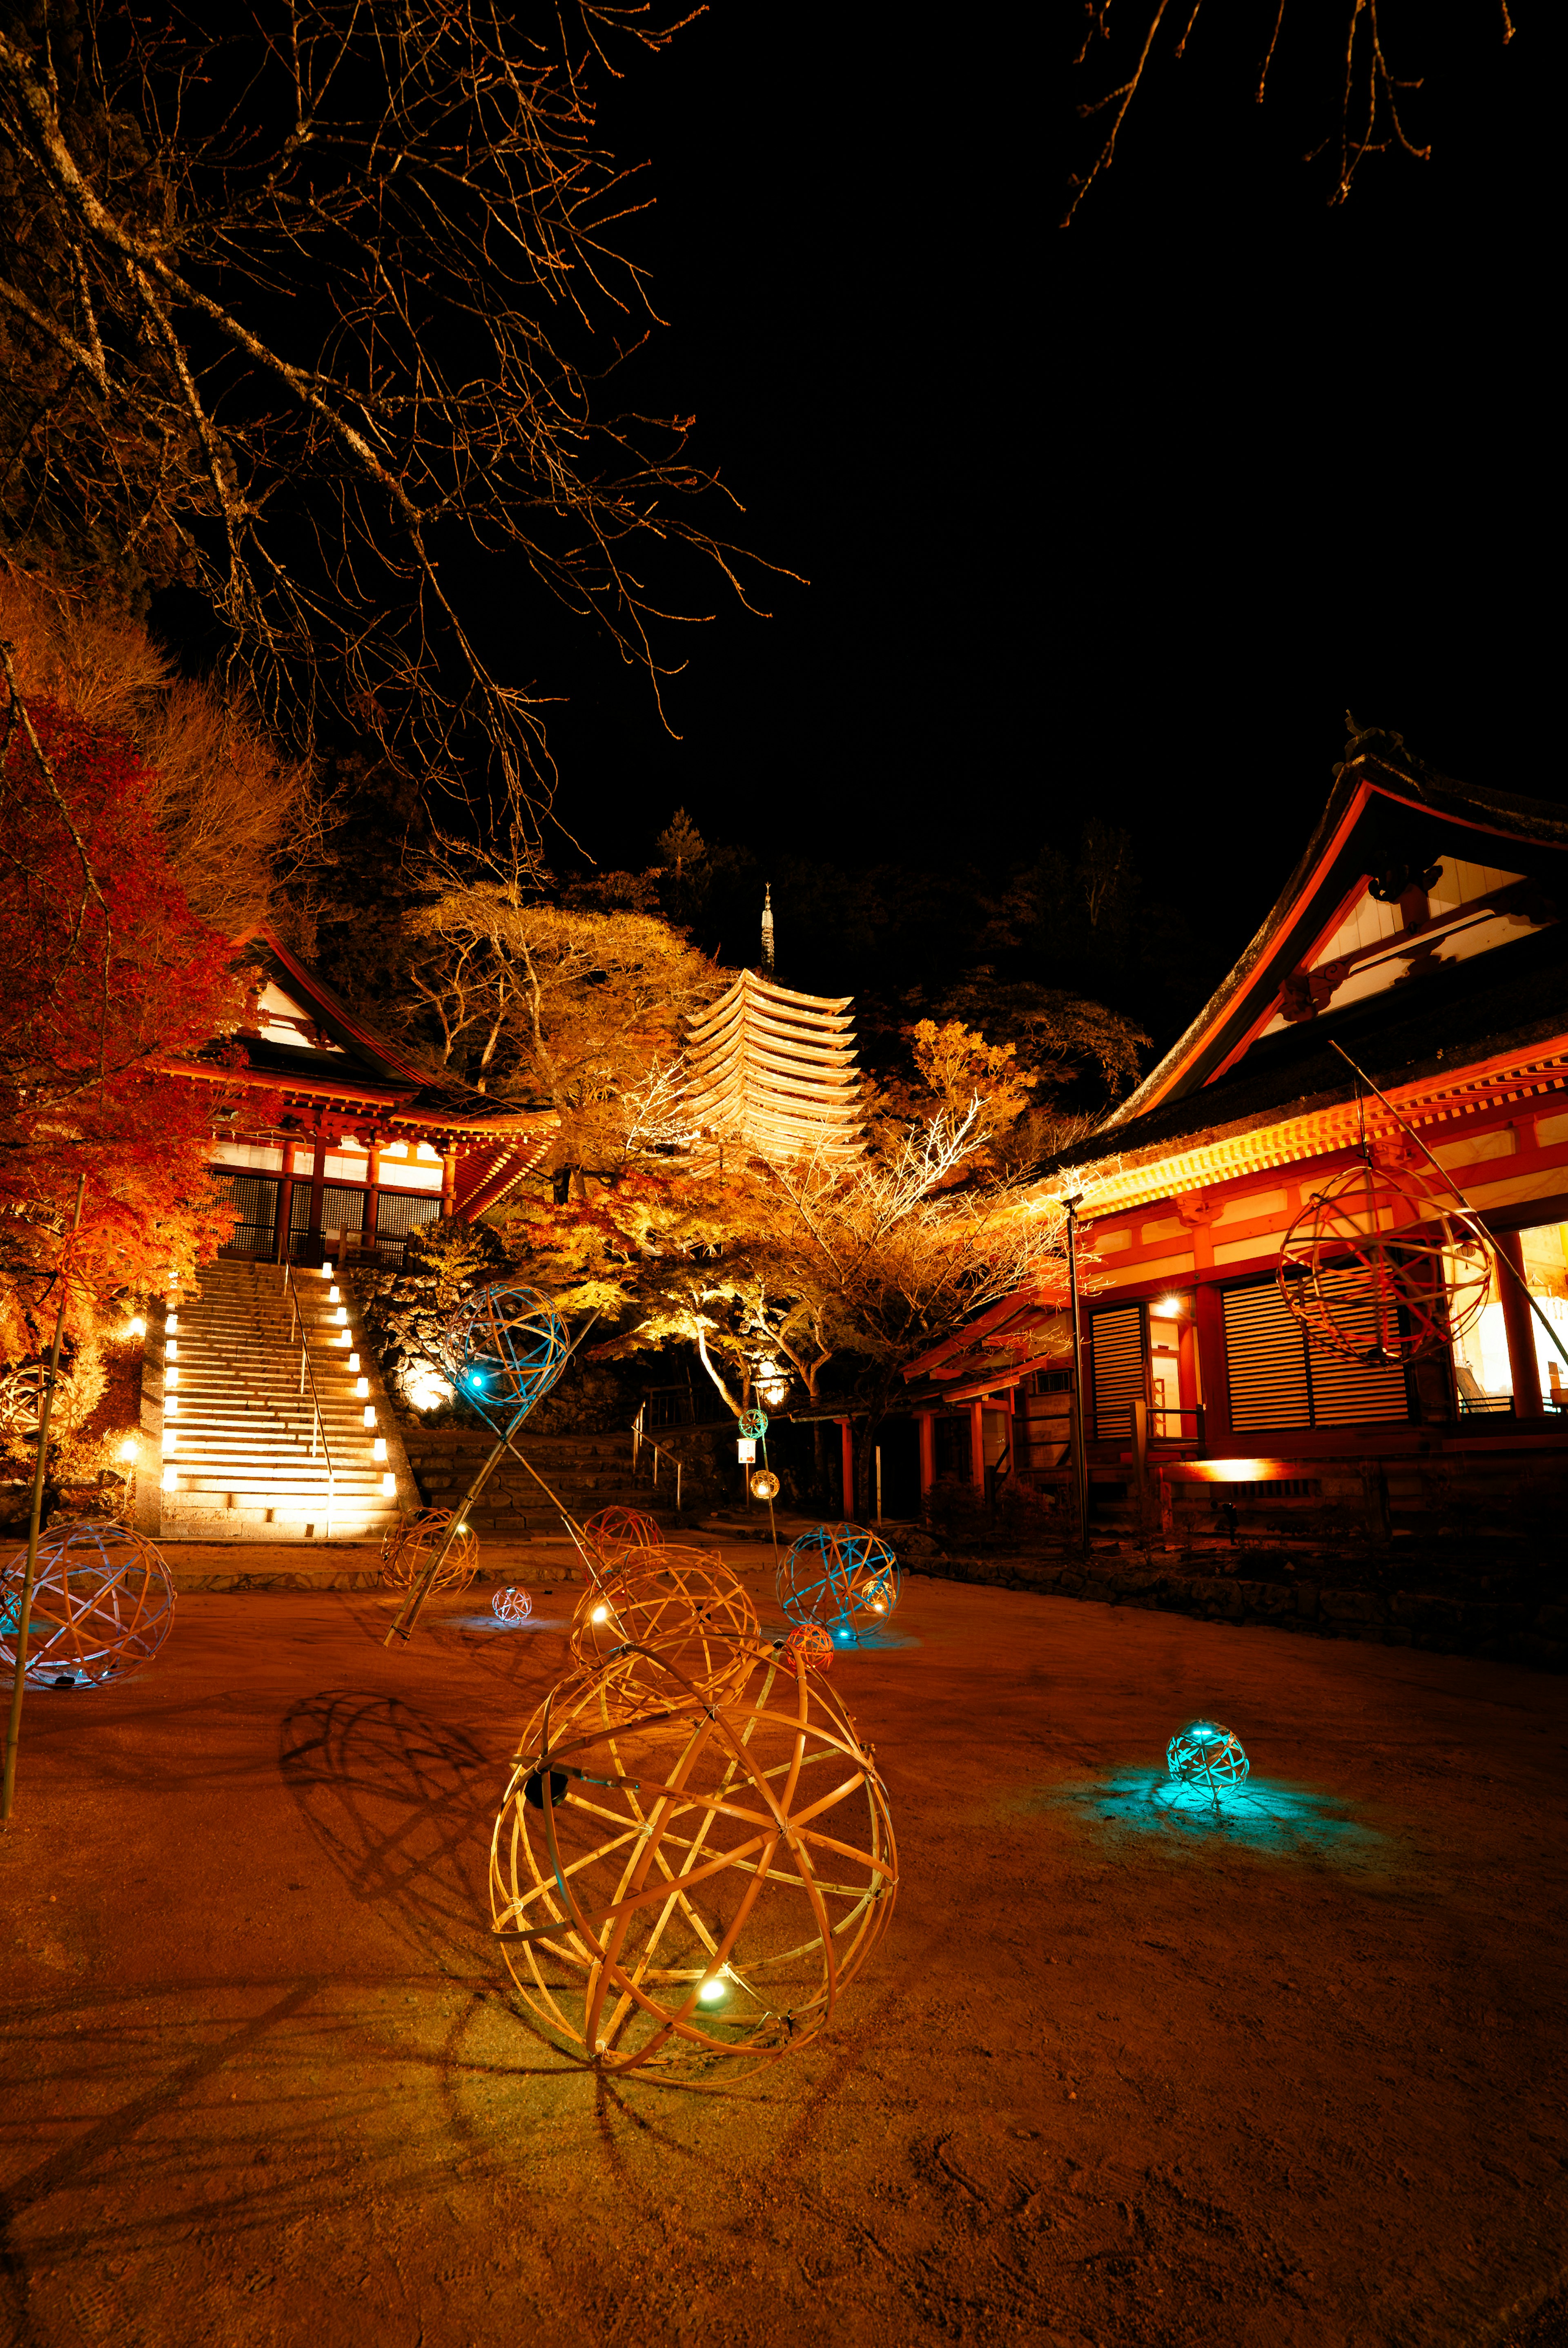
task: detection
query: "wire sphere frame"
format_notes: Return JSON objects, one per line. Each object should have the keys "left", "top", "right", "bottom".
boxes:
{"left": 489, "top": 1643, "right": 899, "bottom": 2080}
{"left": 580, "top": 1505, "right": 665, "bottom": 1584}
{"left": 1166, "top": 1719, "right": 1250, "bottom": 1792}
{"left": 1277, "top": 1156, "right": 1492, "bottom": 1365}
{"left": 0, "top": 1518, "right": 175, "bottom": 1688}
{"left": 568, "top": 1548, "right": 758, "bottom": 1696}
{"left": 492, "top": 1585, "right": 534, "bottom": 1623}
{"left": 381, "top": 1509, "right": 479, "bottom": 1594}
{"left": 780, "top": 1622, "right": 834, "bottom": 1675}
{"left": 777, "top": 1523, "right": 902, "bottom": 1639}
{"left": 443, "top": 1283, "right": 570, "bottom": 1429}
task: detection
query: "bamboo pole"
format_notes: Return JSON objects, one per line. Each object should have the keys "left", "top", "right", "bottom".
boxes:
{"left": 384, "top": 1311, "right": 600, "bottom": 1648}
{"left": 3, "top": 1174, "right": 85, "bottom": 1825}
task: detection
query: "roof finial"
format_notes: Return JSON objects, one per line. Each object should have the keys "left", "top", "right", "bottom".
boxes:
{"left": 761, "top": 883, "right": 775, "bottom": 975}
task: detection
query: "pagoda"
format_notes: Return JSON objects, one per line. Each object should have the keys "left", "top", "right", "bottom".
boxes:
{"left": 679, "top": 897, "right": 864, "bottom": 1162}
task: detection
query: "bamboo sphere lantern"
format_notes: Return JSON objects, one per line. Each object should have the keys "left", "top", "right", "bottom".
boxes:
{"left": 580, "top": 1505, "right": 664, "bottom": 1581}
{"left": 777, "top": 1523, "right": 900, "bottom": 1639}
{"left": 1277, "top": 1156, "right": 1491, "bottom": 1362}
{"left": 780, "top": 1622, "right": 833, "bottom": 1674}
{"left": 1166, "top": 1719, "right": 1250, "bottom": 1791}
{"left": 490, "top": 1645, "right": 899, "bottom": 2078}
{"left": 0, "top": 1518, "right": 175, "bottom": 1688}
{"left": 443, "top": 1282, "right": 570, "bottom": 1428}
{"left": 568, "top": 1547, "right": 757, "bottom": 1695}
{"left": 492, "top": 1585, "right": 534, "bottom": 1623}
{"left": 381, "top": 1508, "right": 479, "bottom": 1594}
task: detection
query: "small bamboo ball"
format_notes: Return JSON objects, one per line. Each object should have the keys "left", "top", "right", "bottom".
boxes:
{"left": 780, "top": 1622, "right": 834, "bottom": 1675}
{"left": 490, "top": 1644, "right": 898, "bottom": 2077}
{"left": 492, "top": 1585, "right": 534, "bottom": 1623}
{"left": 0, "top": 1518, "right": 175, "bottom": 1688}
{"left": 1166, "top": 1719, "right": 1250, "bottom": 1789}
{"left": 580, "top": 1505, "right": 664, "bottom": 1582}
{"left": 569, "top": 1547, "right": 757, "bottom": 1697}
{"left": 381, "top": 1509, "right": 479, "bottom": 1594}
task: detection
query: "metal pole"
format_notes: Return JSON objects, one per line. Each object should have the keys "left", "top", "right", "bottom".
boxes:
{"left": 3, "top": 1173, "right": 85, "bottom": 1825}
{"left": 875, "top": 1445, "right": 882, "bottom": 1523}
{"left": 1066, "top": 1194, "right": 1089, "bottom": 1555}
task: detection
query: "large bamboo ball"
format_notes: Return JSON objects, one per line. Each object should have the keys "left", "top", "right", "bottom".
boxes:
{"left": 381, "top": 1508, "right": 479, "bottom": 1594}
{"left": 777, "top": 1523, "right": 901, "bottom": 1639}
{"left": 568, "top": 1547, "right": 757, "bottom": 1697}
{"left": 490, "top": 1645, "right": 899, "bottom": 2078}
{"left": 0, "top": 1518, "right": 175, "bottom": 1688}
{"left": 443, "top": 1283, "right": 569, "bottom": 1425}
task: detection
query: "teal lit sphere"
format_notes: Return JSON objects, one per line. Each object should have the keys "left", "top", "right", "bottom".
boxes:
{"left": 1166, "top": 1719, "right": 1249, "bottom": 1788}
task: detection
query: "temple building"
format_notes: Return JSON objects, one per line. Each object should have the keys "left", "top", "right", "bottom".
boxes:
{"left": 190, "top": 928, "right": 555, "bottom": 1268}
{"left": 678, "top": 968, "right": 864, "bottom": 1164}
{"left": 899, "top": 723, "right": 1568, "bottom": 1539}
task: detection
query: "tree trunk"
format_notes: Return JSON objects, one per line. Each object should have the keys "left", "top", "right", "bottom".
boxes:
{"left": 551, "top": 1166, "right": 572, "bottom": 1206}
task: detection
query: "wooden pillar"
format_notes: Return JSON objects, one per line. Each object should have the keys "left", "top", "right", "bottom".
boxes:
{"left": 917, "top": 1412, "right": 936, "bottom": 1504}
{"left": 1193, "top": 1282, "right": 1232, "bottom": 1452}
{"left": 839, "top": 1419, "right": 855, "bottom": 1518}
{"left": 364, "top": 1133, "right": 382, "bottom": 1256}
{"left": 307, "top": 1132, "right": 327, "bottom": 1249}
{"left": 273, "top": 1140, "right": 296, "bottom": 1264}
{"left": 441, "top": 1145, "right": 458, "bottom": 1219}
{"left": 1495, "top": 1231, "right": 1544, "bottom": 1418}
{"left": 969, "top": 1398, "right": 986, "bottom": 1492}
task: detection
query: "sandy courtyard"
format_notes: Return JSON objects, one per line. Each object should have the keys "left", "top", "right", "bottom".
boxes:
{"left": 1, "top": 1561, "right": 1564, "bottom": 2348}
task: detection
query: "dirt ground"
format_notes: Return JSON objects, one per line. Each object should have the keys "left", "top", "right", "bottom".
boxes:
{"left": 1, "top": 1553, "right": 1564, "bottom": 2348}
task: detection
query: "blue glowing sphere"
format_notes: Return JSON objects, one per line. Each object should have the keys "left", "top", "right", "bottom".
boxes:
{"left": 1166, "top": 1719, "right": 1250, "bottom": 1790}
{"left": 777, "top": 1523, "right": 900, "bottom": 1639}
{"left": 443, "top": 1283, "right": 569, "bottom": 1431}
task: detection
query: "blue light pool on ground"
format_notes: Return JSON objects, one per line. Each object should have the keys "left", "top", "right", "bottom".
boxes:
{"left": 1032, "top": 1769, "right": 1386, "bottom": 1862}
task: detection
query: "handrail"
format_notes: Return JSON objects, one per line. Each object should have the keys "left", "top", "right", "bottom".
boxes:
{"left": 282, "top": 1262, "right": 335, "bottom": 1539}
{"left": 630, "top": 1407, "right": 682, "bottom": 1513}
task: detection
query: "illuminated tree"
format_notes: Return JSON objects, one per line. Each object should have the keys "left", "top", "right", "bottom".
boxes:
{"left": 1066, "top": 2, "right": 1518, "bottom": 223}
{"left": 403, "top": 848, "right": 721, "bottom": 1195}
{"left": 0, "top": 5, "right": 773, "bottom": 833}
{"left": 0, "top": 664, "right": 252, "bottom": 1367}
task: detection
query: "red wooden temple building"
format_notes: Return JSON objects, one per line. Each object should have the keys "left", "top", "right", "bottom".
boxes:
{"left": 193, "top": 928, "right": 555, "bottom": 1266}
{"left": 899, "top": 723, "right": 1568, "bottom": 1539}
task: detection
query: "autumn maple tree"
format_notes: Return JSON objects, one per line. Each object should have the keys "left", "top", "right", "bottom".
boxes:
{"left": 0, "top": 666, "right": 252, "bottom": 1369}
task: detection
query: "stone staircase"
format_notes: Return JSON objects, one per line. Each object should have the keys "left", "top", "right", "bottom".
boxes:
{"left": 158, "top": 1258, "right": 407, "bottom": 1542}
{"left": 400, "top": 1426, "right": 691, "bottom": 1538}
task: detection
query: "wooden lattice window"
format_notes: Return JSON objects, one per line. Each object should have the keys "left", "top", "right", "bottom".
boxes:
{"left": 1090, "top": 1304, "right": 1147, "bottom": 1440}
{"left": 1223, "top": 1273, "right": 1411, "bottom": 1432}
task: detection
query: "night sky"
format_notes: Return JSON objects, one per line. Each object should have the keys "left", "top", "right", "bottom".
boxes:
{"left": 488, "top": 7, "right": 1552, "bottom": 1001}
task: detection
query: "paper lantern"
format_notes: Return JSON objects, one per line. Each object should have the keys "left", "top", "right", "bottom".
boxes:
{"left": 1277, "top": 1155, "right": 1490, "bottom": 1362}
{"left": 568, "top": 1548, "right": 757, "bottom": 1697}
{"left": 492, "top": 1585, "right": 534, "bottom": 1623}
{"left": 1166, "top": 1719, "right": 1249, "bottom": 1791}
{"left": 490, "top": 1644, "right": 898, "bottom": 2077}
{"left": 443, "top": 1283, "right": 570, "bottom": 1428}
{"left": 381, "top": 1509, "right": 479, "bottom": 1594}
{"left": 0, "top": 1519, "right": 175, "bottom": 1688}
{"left": 777, "top": 1523, "right": 901, "bottom": 1639}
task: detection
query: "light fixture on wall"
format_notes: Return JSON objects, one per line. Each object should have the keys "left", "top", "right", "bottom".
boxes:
{"left": 1157, "top": 1295, "right": 1185, "bottom": 1317}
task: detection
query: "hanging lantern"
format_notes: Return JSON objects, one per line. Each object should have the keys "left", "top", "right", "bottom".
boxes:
{"left": 1276, "top": 1155, "right": 1490, "bottom": 1365}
